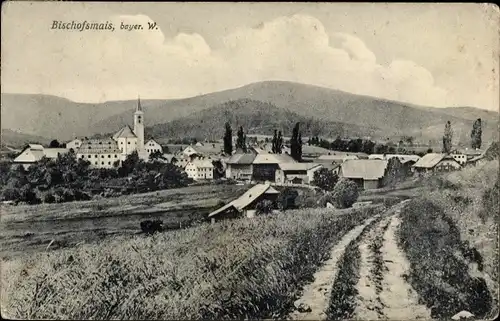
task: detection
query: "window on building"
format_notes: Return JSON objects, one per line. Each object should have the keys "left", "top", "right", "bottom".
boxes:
{"left": 115, "top": 155, "right": 117, "bottom": 158}
{"left": 108, "top": 155, "right": 111, "bottom": 158}
{"left": 95, "top": 162, "right": 98, "bottom": 165}
{"left": 108, "top": 162, "right": 111, "bottom": 165}
{"left": 101, "top": 155, "right": 104, "bottom": 158}
{"left": 95, "top": 155, "right": 98, "bottom": 158}
{"left": 101, "top": 162, "right": 104, "bottom": 165}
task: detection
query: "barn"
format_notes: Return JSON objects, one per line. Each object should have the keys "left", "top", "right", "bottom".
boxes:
{"left": 208, "top": 183, "right": 280, "bottom": 222}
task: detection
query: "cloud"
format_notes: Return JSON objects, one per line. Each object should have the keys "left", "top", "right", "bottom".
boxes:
{"left": 2, "top": 13, "right": 493, "bottom": 109}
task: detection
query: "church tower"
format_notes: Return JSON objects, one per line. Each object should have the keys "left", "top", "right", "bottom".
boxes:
{"left": 134, "top": 96, "right": 145, "bottom": 152}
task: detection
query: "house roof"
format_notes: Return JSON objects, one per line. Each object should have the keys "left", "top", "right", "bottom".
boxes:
{"left": 369, "top": 154, "right": 421, "bottom": 163}
{"left": 184, "top": 143, "right": 223, "bottom": 155}
{"left": 14, "top": 147, "right": 45, "bottom": 163}
{"left": 279, "top": 163, "right": 323, "bottom": 171}
{"left": 208, "top": 183, "right": 280, "bottom": 218}
{"left": 318, "top": 154, "right": 359, "bottom": 161}
{"left": 227, "top": 153, "right": 257, "bottom": 165}
{"left": 302, "top": 145, "right": 332, "bottom": 155}
{"left": 28, "top": 144, "right": 44, "bottom": 151}
{"left": 145, "top": 139, "right": 160, "bottom": 145}
{"left": 43, "top": 148, "right": 69, "bottom": 159}
{"left": 253, "top": 153, "right": 296, "bottom": 164}
{"left": 113, "top": 125, "right": 137, "bottom": 139}
{"left": 77, "top": 139, "right": 121, "bottom": 154}
{"left": 412, "top": 153, "right": 447, "bottom": 168}
{"left": 341, "top": 159, "right": 388, "bottom": 180}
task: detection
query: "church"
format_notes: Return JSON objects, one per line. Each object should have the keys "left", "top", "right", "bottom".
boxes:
{"left": 76, "top": 98, "right": 161, "bottom": 168}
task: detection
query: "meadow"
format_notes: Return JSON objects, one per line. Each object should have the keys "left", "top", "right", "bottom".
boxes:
{"left": 0, "top": 184, "right": 249, "bottom": 259}
{"left": 1, "top": 204, "right": 384, "bottom": 319}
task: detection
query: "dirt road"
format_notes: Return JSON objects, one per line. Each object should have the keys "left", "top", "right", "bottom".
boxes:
{"left": 288, "top": 200, "right": 444, "bottom": 320}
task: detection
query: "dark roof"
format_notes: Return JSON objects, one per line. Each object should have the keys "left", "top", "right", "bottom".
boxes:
{"left": 341, "top": 159, "right": 388, "bottom": 180}
{"left": 227, "top": 153, "right": 257, "bottom": 165}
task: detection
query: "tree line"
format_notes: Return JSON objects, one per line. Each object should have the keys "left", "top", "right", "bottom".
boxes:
{"left": 0, "top": 151, "right": 192, "bottom": 205}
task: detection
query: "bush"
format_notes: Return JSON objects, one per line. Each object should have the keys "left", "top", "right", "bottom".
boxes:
{"left": 140, "top": 219, "right": 164, "bottom": 235}
{"left": 20, "top": 185, "right": 41, "bottom": 205}
{"left": 255, "top": 199, "right": 274, "bottom": 214}
{"left": 44, "top": 193, "right": 56, "bottom": 204}
{"left": 332, "top": 179, "right": 359, "bottom": 209}
{"left": 1, "top": 187, "right": 20, "bottom": 201}
{"left": 277, "top": 188, "right": 299, "bottom": 210}
{"left": 312, "top": 168, "right": 339, "bottom": 191}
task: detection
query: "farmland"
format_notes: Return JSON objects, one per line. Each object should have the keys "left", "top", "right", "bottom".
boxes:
{"left": 0, "top": 184, "right": 249, "bottom": 259}
{"left": 1, "top": 161, "right": 498, "bottom": 320}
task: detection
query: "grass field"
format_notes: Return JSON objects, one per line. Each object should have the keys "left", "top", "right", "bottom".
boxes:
{"left": 1, "top": 204, "right": 384, "bottom": 319}
{"left": 0, "top": 184, "right": 249, "bottom": 259}
{"left": 398, "top": 160, "right": 499, "bottom": 319}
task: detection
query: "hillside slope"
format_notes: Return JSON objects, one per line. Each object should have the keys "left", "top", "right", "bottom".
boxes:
{"left": 0, "top": 94, "right": 165, "bottom": 140}
{"left": 148, "top": 99, "right": 379, "bottom": 141}
{"left": 2, "top": 81, "right": 498, "bottom": 143}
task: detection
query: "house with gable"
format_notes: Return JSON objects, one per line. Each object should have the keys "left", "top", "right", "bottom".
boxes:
{"left": 208, "top": 183, "right": 280, "bottom": 222}
{"left": 13, "top": 144, "right": 69, "bottom": 169}
{"left": 412, "top": 153, "right": 462, "bottom": 173}
{"left": 185, "top": 159, "right": 215, "bottom": 180}
{"left": 340, "top": 159, "right": 390, "bottom": 190}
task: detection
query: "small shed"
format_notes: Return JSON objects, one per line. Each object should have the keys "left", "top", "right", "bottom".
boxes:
{"left": 208, "top": 183, "right": 280, "bottom": 222}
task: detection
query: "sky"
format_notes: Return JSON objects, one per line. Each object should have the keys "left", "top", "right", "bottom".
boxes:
{"left": 1, "top": 2, "right": 499, "bottom": 111}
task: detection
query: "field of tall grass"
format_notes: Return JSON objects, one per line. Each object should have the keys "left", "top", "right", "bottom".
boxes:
{"left": 398, "top": 160, "right": 499, "bottom": 319}
{"left": 2, "top": 205, "right": 383, "bottom": 320}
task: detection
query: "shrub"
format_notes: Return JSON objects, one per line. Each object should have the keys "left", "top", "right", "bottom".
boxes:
{"left": 140, "top": 219, "right": 164, "bottom": 235}
{"left": 44, "top": 193, "right": 56, "bottom": 204}
{"left": 255, "top": 199, "right": 274, "bottom": 214}
{"left": 20, "top": 185, "right": 41, "bottom": 205}
{"left": 1, "top": 187, "right": 20, "bottom": 201}
{"left": 277, "top": 188, "right": 299, "bottom": 210}
{"left": 312, "top": 168, "right": 339, "bottom": 191}
{"left": 332, "top": 179, "right": 359, "bottom": 209}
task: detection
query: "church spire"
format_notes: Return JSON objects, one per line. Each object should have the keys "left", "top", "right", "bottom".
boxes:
{"left": 136, "top": 95, "right": 143, "bottom": 112}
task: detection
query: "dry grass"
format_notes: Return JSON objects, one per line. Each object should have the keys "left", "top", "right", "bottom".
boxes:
{"left": 1, "top": 205, "right": 383, "bottom": 320}
{"left": 398, "top": 160, "right": 499, "bottom": 319}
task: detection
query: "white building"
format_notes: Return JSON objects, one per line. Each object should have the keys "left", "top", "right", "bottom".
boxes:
{"left": 76, "top": 138, "right": 122, "bottom": 169}
{"left": 76, "top": 97, "right": 150, "bottom": 168}
{"left": 185, "top": 159, "right": 214, "bottom": 180}
{"left": 450, "top": 153, "right": 467, "bottom": 166}
{"left": 13, "top": 144, "right": 69, "bottom": 169}
{"left": 145, "top": 139, "right": 163, "bottom": 154}
{"left": 66, "top": 139, "right": 82, "bottom": 152}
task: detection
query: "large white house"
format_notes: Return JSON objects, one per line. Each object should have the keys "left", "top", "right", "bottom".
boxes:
{"left": 185, "top": 159, "right": 214, "bottom": 180}
{"left": 76, "top": 98, "right": 158, "bottom": 168}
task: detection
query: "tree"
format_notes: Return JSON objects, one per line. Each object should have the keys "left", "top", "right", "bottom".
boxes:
{"left": 276, "top": 131, "right": 283, "bottom": 154}
{"left": 442, "top": 121, "right": 453, "bottom": 154}
{"left": 290, "top": 122, "right": 302, "bottom": 161}
{"left": 312, "top": 168, "right": 339, "bottom": 191}
{"left": 471, "top": 118, "right": 482, "bottom": 150}
{"left": 223, "top": 122, "right": 233, "bottom": 155}
{"left": 332, "top": 179, "right": 359, "bottom": 209}
{"left": 49, "top": 140, "right": 60, "bottom": 148}
{"left": 236, "top": 126, "right": 247, "bottom": 152}
{"left": 212, "top": 160, "right": 225, "bottom": 179}
{"left": 272, "top": 130, "right": 278, "bottom": 153}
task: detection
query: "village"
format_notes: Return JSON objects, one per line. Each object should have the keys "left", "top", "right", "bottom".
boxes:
{"left": 2, "top": 3, "right": 498, "bottom": 320}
